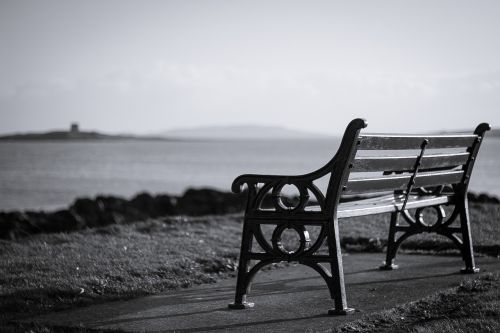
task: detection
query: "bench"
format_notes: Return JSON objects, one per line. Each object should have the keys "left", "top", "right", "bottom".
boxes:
{"left": 228, "top": 118, "right": 490, "bottom": 315}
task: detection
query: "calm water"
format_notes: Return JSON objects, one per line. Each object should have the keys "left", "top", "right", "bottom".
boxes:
{"left": 1, "top": 138, "right": 499, "bottom": 210}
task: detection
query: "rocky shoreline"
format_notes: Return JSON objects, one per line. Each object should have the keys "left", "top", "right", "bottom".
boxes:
{"left": 0, "top": 189, "right": 247, "bottom": 240}
{"left": 0, "top": 189, "right": 498, "bottom": 240}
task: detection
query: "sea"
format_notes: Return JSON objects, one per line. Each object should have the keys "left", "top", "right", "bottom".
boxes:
{"left": 1, "top": 138, "right": 499, "bottom": 211}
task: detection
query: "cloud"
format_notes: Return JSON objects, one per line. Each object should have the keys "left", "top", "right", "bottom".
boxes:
{"left": 1, "top": 64, "right": 498, "bottom": 134}
{"left": 1, "top": 78, "right": 74, "bottom": 99}
{"left": 3, "top": 64, "right": 499, "bottom": 102}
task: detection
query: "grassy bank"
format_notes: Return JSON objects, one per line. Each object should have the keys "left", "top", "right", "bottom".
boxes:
{"left": 330, "top": 273, "right": 500, "bottom": 333}
{"left": 1, "top": 202, "right": 499, "bottom": 331}
{"left": 0, "top": 215, "right": 243, "bottom": 324}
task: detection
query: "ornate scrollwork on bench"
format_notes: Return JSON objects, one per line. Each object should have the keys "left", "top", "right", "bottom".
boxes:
{"left": 232, "top": 176, "right": 327, "bottom": 214}
{"left": 383, "top": 197, "right": 473, "bottom": 272}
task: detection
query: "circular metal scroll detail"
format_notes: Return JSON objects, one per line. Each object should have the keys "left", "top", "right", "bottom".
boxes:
{"left": 415, "top": 205, "right": 445, "bottom": 230}
{"left": 271, "top": 224, "right": 310, "bottom": 257}
{"left": 272, "top": 183, "right": 309, "bottom": 212}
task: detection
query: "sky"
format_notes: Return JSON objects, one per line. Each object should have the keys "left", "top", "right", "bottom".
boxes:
{"left": 0, "top": 0, "right": 499, "bottom": 135}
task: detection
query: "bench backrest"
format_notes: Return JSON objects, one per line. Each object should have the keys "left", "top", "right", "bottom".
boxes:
{"left": 324, "top": 118, "right": 490, "bottom": 214}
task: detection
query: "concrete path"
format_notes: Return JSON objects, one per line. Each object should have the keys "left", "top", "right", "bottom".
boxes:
{"left": 30, "top": 254, "right": 500, "bottom": 332}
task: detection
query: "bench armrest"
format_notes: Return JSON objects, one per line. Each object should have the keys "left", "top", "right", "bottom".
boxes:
{"left": 232, "top": 174, "right": 300, "bottom": 193}
{"left": 232, "top": 172, "right": 328, "bottom": 213}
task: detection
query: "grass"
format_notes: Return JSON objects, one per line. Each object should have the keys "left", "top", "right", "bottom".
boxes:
{"left": 0, "top": 215, "right": 243, "bottom": 324}
{"left": 1, "top": 202, "right": 499, "bottom": 332}
{"left": 329, "top": 273, "right": 500, "bottom": 333}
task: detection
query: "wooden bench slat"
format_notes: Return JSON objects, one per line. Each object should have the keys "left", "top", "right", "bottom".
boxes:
{"left": 352, "top": 156, "right": 415, "bottom": 172}
{"left": 421, "top": 153, "right": 469, "bottom": 169}
{"left": 338, "top": 194, "right": 453, "bottom": 218}
{"left": 352, "top": 152, "right": 470, "bottom": 172}
{"left": 345, "top": 170, "right": 464, "bottom": 194}
{"left": 340, "top": 193, "right": 397, "bottom": 207}
{"left": 414, "top": 170, "right": 464, "bottom": 187}
{"left": 345, "top": 175, "right": 410, "bottom": 194}
{"left": 358, "top": 134, "right": 477, "bottom": 150}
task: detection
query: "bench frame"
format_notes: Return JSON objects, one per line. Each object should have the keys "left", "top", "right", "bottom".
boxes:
{"left": 228, "top": 118, "right": 490, "bottom": 314}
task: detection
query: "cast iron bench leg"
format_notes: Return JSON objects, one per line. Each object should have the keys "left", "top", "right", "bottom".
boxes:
{"left": 380, "top": 212, "right": 399, "bottom": 270}
{"left": 327, "top": 218, "right": 354, "bottom": 315}
{"left": 229, "top": 220, "right": 255, "bottom": 309}
{"left": 458, "top": 195, "right": 480, "bottom": 274}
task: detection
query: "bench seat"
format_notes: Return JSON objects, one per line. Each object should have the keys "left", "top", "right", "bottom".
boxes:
{"left": 337, "top": 193, "right": 453, "bottom": 218}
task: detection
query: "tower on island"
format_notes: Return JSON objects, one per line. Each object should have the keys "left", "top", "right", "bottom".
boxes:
{"left": 70, "top": 123, "right": 79, "bottom": 134}
{"left": 68, "top": 122, "right": 80, "bottom": 139}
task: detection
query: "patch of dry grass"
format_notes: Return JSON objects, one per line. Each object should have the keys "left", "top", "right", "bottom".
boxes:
{"left": 0, "top": 215, "right": 244, "bottom": 327}
{"left": 329, "top": 273, "right": 500, "bottom": 333}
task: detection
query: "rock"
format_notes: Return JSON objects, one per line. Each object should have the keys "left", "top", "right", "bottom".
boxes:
{"left": 1, "top": 188, "right": 249, "bottom": 239}
{"left": 152, "top": 194, "right": 178, "bottom": 216}
{"left": 129, "top": 192, "right": 156, "bottom": 215}
{"left": 24, "top": 211, "right": 51, "bottom": 234}
{"left": 95, "top": 195, "right": 128, "bottom": 212}
{"left": 0, "top": 211, "right": 55, "bottom": 239}
{"left": 468, "top": 192, "right": 500, "bottom": 204}
{"left": 0, "top": 212, "right": 29, "bottom": 239}
{"left": 43, "top": 209, "right": 84, "bottom": 233}
{"left": 467, "top": 192, "right": 478, "bottom": 202}
{"left": 70, "top": 198, "right": 103, "bottom": 228}
{"left": 177, "top": 188, "right": 245, "bottom": 215}
{"left": 95, "top": 195, "right": 139, "bottom": 224}
{"left": 478, "top": 193, "right": 500, "bottom": 204}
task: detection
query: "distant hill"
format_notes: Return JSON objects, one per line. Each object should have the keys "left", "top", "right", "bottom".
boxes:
{"left": 437, "top": 128, "right": 498, "bottom": 138}
{"left": 161, "top": 125, "right": 332, "bottom": 140}
{"left": 488, "top": 129, "right": 499, "bottom": 137}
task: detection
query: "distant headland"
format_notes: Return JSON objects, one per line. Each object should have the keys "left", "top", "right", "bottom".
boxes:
{"left": 0, "top": 123, "right": 170, "bottom": 142}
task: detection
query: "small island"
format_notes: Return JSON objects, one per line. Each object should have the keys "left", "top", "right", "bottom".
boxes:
{"left": 0, "top": 123, "right": 169, "bottom": 141}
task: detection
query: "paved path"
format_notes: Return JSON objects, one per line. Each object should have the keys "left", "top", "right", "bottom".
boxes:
{"left": 30, "top": 254, "right": 500, "bottom": 332}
